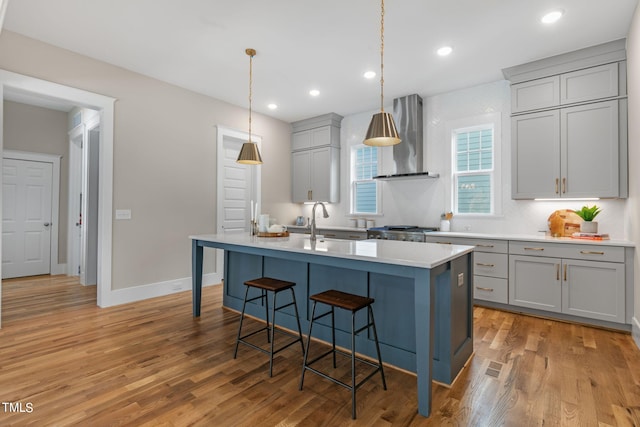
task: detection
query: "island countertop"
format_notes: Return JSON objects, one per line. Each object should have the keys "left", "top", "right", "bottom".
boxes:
{"left": 189, "top": 232, "right": 474, "bottom": 269}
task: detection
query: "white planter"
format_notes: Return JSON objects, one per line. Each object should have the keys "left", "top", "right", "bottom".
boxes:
{"left": 580, "top": 221, "right": 598, "bottom": 233}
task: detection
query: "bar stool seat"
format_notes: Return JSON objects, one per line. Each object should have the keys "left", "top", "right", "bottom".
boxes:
{"left": 299, "top": 289, "right": 387, "bottom": 419}
{"left": 234, "top": 277, "right": 304, "bottom": 377}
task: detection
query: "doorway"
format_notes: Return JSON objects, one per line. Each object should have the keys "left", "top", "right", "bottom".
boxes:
{"left": 67, "top": 110, "right": 100, "bottom": 286}
{"left": 0, "top": 70, "right": 115, "bottom": 320}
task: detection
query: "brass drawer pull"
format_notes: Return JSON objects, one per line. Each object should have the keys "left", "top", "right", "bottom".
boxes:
{"left": 476, "top": 286, "right": 494, "bottom": 292}
{"left": 476, "top": 263, "right": 495, "bottom": 267}
{"left": 348, "top": 235, "right": 362, "bottom": 239}
{"left": 476, "top": 244, "right": 495, "bottom": 248}
{"left": 580, "top": 250, "right": 605, "bottom": 255}
{"left": 324, "top": 233, "right": 336, "bottom": 237}
{"left": 524, "top": 247, "right": 544, "bottom": 251}
{"left": 436, "top": 241, "right": 452, "bottom": 245}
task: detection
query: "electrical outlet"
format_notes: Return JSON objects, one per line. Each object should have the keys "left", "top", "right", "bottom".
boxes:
{"left": 457, "top": 273, "right": 464, "bottom": 287}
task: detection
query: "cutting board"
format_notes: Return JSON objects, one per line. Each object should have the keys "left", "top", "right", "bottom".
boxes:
{"left": 548, "top": 209, "right": 582, "bottom": 237}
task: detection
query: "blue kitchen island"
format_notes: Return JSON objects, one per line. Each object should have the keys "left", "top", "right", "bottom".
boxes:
{"left": 190, "top": 232, "right": 474, "bottom": 418}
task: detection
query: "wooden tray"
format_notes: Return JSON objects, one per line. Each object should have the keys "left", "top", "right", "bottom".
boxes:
{"left": 256, "top": 231, "right": 290, "bottom": 238}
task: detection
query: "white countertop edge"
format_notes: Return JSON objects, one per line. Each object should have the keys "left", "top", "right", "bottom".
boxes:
{"left": 427, "top": 231, "right": 635, "bottom": 247}
{"left": 287, "top": 225, "right": 367, "bottom": 232}
{"left": 190, "top": 233, "right": 473, "bottom": 269}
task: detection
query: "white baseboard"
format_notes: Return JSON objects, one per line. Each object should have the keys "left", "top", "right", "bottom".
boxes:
{"left": 106, "top": 272, "right": 222, "bottom": 307}
{"left": 632, "top": 316, "right": 640, "bottom": 351}
{"left": 51, "top": 263, "right": 67, "bottom": 275}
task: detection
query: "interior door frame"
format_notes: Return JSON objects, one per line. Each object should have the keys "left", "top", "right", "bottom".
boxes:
{"left": 2, "top": 150, "right": 62, "bottom": 275}
{"left": 215, "top": 125, "right": 261, "bottom": 280}
{"left": 0, "top": 69, "right": 116, "bottom": 311}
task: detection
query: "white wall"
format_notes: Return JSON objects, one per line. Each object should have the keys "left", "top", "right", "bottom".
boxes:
{"left": 318, "top": 80, "right": 628, "bottom": 239}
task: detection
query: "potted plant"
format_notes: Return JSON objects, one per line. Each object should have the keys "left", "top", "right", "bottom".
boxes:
{"left": 575, "top": 205, "right": 601, "bottom": 233}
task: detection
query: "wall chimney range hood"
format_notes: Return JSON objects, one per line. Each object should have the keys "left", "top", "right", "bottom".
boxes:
{"left": 373, "top": 94, "right": 439, "bottom": 180}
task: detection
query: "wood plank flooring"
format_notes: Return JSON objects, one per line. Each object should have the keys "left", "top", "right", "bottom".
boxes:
{"left": 1, "top": 275, "right": 639, "bottom": 426}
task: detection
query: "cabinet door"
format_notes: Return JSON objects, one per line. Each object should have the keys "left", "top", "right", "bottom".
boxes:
{"left": 561, "top": 100, "right": 619, "bottom": 198}
{"left": 511, "top": 110, "right": 560, "bottom": 199}
{"left": 511, "top": 76, "right": 560, "bottom": 113}
{"left": 292, "top": 151, "right": 311, "bottom": 202}
{"left": 509, "top": 255, "right": 561, "bottom": 312}
{"left": 292, "top": 130, "right": 312, "bottom": 151}
{"left": 562, "top": 259, "right": 625, "bottom": 323}
{"left": 560, "top": 63, "right": 618, "bottom": 105}
{"left": 309, "top": 147, "right": 331, "bottom": 202}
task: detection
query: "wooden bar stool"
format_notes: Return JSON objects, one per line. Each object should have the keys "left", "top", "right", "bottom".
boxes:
{"left": 299, "top": 290, "right": 387, "bottom": 419}
{"left": 234, "top": 277, "right": 304, "bottom": 377}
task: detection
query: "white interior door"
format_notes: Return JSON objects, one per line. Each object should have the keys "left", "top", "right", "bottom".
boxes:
{"left": 216, "top": 126, "right": 261, "bottom": 277}
{"left": 2, "top": 158, "right": 53, "bottom": 278}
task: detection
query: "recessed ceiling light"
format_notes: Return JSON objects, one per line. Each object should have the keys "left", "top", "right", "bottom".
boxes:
{"left": 437, "top": 46, "right": 453, "bottom": 57}
{"left": 267, "top": 103, "right": 278, "bottom": 110}
{"left": 309, "top": 89, "right": 320, "bottom": 97}
{"left": 364, "top": 71, "right": 376, "bottom": 79}
{"left": 541, "top": 10, "right": 563, "bottom": 24}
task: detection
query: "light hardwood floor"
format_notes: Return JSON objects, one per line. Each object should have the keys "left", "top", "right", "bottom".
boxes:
{"left": 1, "top": 275, "right": 639, "bottom": 426}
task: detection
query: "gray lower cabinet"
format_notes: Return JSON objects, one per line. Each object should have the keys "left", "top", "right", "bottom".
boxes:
{"left": 509, "top": 242, "right": 626, "bottom": 323}
{"left": 425, "top": 235, "right": 631, "bottom": 327}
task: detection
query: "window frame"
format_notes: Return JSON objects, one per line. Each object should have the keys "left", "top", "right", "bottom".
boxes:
{"left": 350, "top": 144, "right": 382, "bottom": 215}
{"left": 448, "top": 113, "right": 502, "bottom": 217}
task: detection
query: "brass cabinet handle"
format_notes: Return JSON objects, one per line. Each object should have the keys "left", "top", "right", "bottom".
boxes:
{"left": 555, "top": 178, "right": 559, "bottom": 194}
{"left": 564, "top": 264, "right": 567, "bottom": 281}
{"left": 524, "top": 247, "right": 544, "bottom": 251}
{"left": 556, "top": 264, "right": 560, "bottom": 280}
{"left": 580, "top": 250, "right": 605, "bottom": 255}
{"left": 562, "top": 177, "right": 566, "bottom": 194}
{"left": 307, "top": 190, "right": 311, "bottom": 200}
{"left": 436, "top": 241, "right": 452, "bottom": 245}
{"left": 476, "top": 262, "right": 495, "bottom": 267}
{"left": 348, "top": 235, "right": 363, "bottom": 239}
{"left": 324, "top": 233, "right": 336, "bottom": 237}
{"left": 476, "top": 286, "right": 494, "bottom": 292}
{"left": 476, "top": 244, "right": 494, "bottom": 248}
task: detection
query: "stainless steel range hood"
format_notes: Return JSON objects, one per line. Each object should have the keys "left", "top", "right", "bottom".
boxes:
{"left": 373, "top": 94, "right": 439, "bottom": 180}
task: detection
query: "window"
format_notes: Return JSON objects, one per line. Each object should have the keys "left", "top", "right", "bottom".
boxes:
{"left": 452, "top": 125, "right": 495, "bottom": 214}
{"left": 351, "top": 145, "right": 379, "bottom": 214}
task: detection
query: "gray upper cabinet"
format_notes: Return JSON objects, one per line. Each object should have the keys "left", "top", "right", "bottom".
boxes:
{"left": 511, "top": 76, "right": 560, "bottom": 113}
{"left": 506, "top": 40, "right": 628, "bottom": 199}
{"left": 560, "top": 63, "right": 619, "bottom": 105}
{"left": 291, "top": 113, "right": 342, "bottom": 203}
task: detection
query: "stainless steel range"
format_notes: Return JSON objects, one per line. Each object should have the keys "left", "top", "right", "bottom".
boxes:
{"left": 367, "top": 225, "right": 439, "bottom": 242}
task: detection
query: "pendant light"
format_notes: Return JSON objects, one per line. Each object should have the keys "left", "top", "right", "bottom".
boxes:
{"left": 364, "top": 0, "right": 401, "bottom": 146}
{"left": 237, "top": 48, "right": 263, "bottom": 164}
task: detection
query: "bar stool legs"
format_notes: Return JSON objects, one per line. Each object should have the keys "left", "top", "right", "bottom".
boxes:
{"left": 299, "top": 290, "right": 387, "bottom": 419}
{"left": 234, "top": 277, "right": 304, "bottom": 377}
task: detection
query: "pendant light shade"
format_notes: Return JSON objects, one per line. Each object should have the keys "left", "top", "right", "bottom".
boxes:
{"left": 237, "top": 48, "right": 263, "bottom": 165}
{"left": 237, "top": 141, "right": 263, "bottom": 164}
{"left": 364, "top": 0, "right": 401, "bottom": 147}
{"left": 364, "top": 111, "right": 400, "bottom": 146}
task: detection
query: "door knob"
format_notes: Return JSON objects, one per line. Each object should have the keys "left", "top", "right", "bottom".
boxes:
{"left": 44, "top": 222, "right": 51, "bottom": 227}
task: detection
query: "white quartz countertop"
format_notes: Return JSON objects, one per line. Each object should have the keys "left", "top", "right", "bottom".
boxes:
{"left": 427, "top": 231, "right": 635, "bottom": 248}
{"left": 190, "top": 232, "right": 473, "bottom": 269}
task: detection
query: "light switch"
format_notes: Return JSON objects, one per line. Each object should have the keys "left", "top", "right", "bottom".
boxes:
{"left": 115, "top": 209, "right": 132, "bottom": 220}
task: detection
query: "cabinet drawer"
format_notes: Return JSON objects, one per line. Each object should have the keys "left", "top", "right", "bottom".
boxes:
{"left": 474, "top": 253, "right": 508, "bottom": 278}
{"left": 560, "top": 63, "right": 619, "bottom": 105}
{"left": 424, "top": 236, "right": 508, "bottom": 253}
{"left": 474, "top": 276, "right": 508, "bottom": 304}
{"left": 511, "top": 76, "right": 560, "bottom": 113}
{"left": 509, "top": 241, "right": 624, "bottom": 262}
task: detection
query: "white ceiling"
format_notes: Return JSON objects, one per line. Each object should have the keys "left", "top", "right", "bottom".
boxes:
{"left": 2, "top": 0, "right": 638, "bottom": 123}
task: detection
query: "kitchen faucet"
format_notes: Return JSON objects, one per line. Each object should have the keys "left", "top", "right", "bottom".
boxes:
{"left": 309, "top": 201, "right": 329, "bottom": 242}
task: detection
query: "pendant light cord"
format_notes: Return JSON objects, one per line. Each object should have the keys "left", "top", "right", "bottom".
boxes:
{"left": 380, "top": 0, "right": 385, "bottom": 112}
{"left": 248, "top": 51, "right": 253, "bottom": 143}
